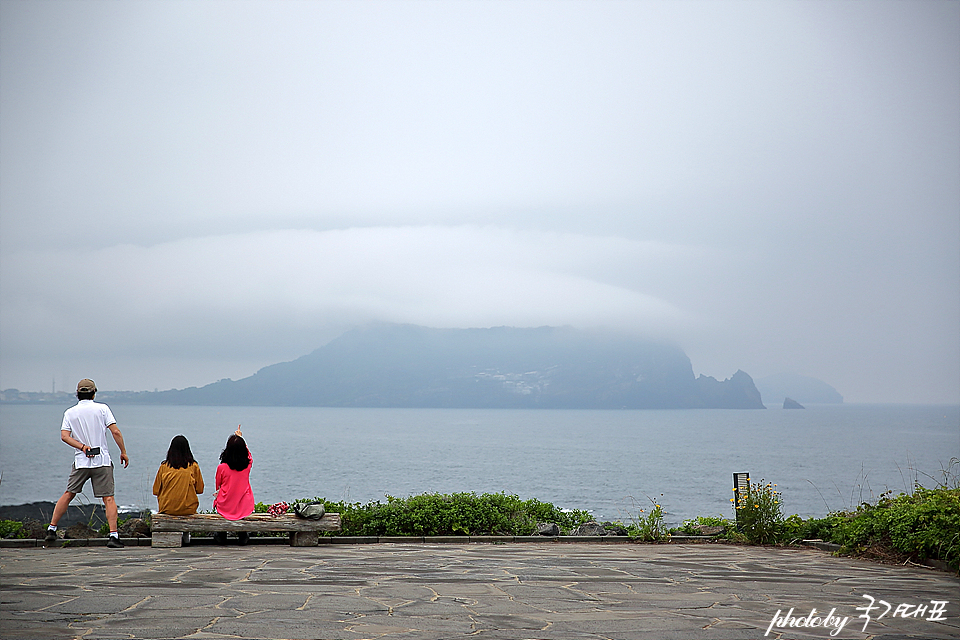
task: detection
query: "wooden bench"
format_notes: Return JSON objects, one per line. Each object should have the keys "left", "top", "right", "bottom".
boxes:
{"left": 151, "top": 512, "right": 341, "bottom": 547}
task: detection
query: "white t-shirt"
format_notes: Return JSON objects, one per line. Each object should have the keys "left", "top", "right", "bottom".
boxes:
{"left": 61, "top": 400, "right": 117, "bottom": 469}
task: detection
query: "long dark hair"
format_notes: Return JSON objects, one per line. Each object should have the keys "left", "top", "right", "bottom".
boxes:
{"left": 164, "top": 435, "right": 196, "bottom": 470}
{"left": 220, "top": 434, "right": 250, "bottom": 472}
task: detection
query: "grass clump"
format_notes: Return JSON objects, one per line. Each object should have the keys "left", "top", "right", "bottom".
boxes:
{"left": 625, "top": 496, "right": 667, "bottom": 541}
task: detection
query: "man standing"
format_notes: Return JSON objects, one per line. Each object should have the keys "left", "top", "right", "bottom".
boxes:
{"left": 45, "top": 379, "right": 130, "bottom": 548}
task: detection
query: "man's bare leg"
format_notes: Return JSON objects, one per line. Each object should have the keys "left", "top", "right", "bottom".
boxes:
{"left": 102, "top": 495, "right": 118, "bottom": 534}
{"left": 49, "top": 491, "right": 76, "bottom": 527}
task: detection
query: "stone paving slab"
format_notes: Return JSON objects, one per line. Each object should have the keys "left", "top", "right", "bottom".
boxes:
{"left": 1, "top": 543, "right": 957, "bottom": 639}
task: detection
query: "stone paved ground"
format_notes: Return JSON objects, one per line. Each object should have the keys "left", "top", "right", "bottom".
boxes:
{"left": 1, "top": 542, "right": 957, "bottom": 640}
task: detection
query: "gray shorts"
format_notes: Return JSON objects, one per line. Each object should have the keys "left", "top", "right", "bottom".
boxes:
{"left": 65, "top": 463, "right": 115, "bottom": 498}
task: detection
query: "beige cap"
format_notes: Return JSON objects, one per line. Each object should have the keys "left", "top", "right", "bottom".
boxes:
{"left": 77, "top": 379, "right": 97, "bottom": 393}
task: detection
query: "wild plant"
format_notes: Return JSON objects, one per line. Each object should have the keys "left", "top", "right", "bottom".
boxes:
{"left": 731, "top": 479, "right": 783, "bottom": 544}
{"left": 628, "top": 494, "right": 667, "bottom": 541}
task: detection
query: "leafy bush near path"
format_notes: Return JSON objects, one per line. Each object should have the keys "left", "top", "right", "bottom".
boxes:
{"left": 665, "top": 484, "right": 959, "bottom": 573}
{"left": 0, "top": 519, "right": 26, "bottom": 539}
{"left": 787, "top": 459, "right": 960, "bottom": 571}
{"left": 261, "top": 492, "right": 593, "bottom": 537}
{"left": 802, "top": 486, "right": 960, "bottom": 572}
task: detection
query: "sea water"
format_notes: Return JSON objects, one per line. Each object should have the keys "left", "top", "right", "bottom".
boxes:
{"left": 0, "top": 403, "right": 957, "bottom": 526}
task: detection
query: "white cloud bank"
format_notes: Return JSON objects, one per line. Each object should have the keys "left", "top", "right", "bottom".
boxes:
{"left": 1, "top": 226, "right": 703, "bottom": 389}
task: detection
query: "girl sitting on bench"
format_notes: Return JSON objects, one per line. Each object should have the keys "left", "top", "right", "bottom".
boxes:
{"left": 153, "top": 435, "right": 205, "bottom": 545}
{"left": 213, "top": 426, "right": 255, "bottom": 544}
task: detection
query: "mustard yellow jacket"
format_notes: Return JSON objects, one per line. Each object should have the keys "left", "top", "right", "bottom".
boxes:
{"left": 153, "top": 461, "right": 204, "bottom": 515}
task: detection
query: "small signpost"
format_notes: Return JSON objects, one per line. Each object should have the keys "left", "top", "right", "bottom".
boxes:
{"left": 733, "top": 472, "right": 750, "bottom": 526}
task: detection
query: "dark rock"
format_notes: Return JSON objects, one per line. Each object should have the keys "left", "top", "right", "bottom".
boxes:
{"left": 119, "top": 518, "right": 151, "bottom": 537}
{"left": 755, "top": 373, "right": 843, "bottom": 404}
{"left": 63, "top": 523, "right": 100, "bottom": 539}
{"left": 694, "top": 525, "right": 725, "bottom": 536}
{"left": 602, "top": 522, "right": 628, "bottom": 536}
{"left": 18, "top": 519, "right": 50, "bottom": 540}
{"left": 536, "top": 522, "right": 560, "bottom": 536}
{"left": 783, "top": 397, "right": 805, "bottom": 409}
{"left": 573, "top": 521, "right": 607, "bottom": 536}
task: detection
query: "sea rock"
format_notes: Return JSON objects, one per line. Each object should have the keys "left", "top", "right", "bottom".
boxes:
{"left": 602, "top": 522, "right": 628, "bottom": 536}
{"left": 783, "top": 397, "right": 805, "bottom": 409}
{"left": 573, "top": 521, "right": 607, "bottom": 536}
{"left": 755, "top": 373, "right": 844, "bottom": 404}
{"left": 120, "top": 518, "right": 152, "bottom": 538}
{"left": 63, "top": 523, "right": 100, "bottom": 539}
{"left": 536, "top": 522, "right": 560, "bottom": 536}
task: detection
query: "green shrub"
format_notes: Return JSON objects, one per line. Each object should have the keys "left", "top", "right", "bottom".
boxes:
{"left": 825, "top": 487, "right": 960, "bottom": 571}
{"left": 0, "top": 519, "right": 25, "bottom": 539}
{"left": 287, "top": 492, "right": 591, "bottom": 537}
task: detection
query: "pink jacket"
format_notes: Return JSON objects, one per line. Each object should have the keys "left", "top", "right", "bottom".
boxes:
{"left": 213, "top": 453, "right": 254, "bottom": 520}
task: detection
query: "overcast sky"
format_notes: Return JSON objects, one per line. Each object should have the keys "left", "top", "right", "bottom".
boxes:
{"left": 1, "top": 1, "right": 957, "bottom": 404}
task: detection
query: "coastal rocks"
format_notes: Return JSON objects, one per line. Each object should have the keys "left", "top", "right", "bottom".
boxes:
{"left": 539, "top": 521, "right": 628, "bottom": 536}
{"left": 0, "top": 502, "right": 140, "bottom": 529}
{"left": 120, "top": 518, "right": 151, "bottom": 538}
{"left": 570, "top": 521, "right": 629, "bottom": 536}
{"left": 783, "top": 397, "right": 805, "bottom": 409}
{"left": 602, "top": 522, "right": 628, "bottom": 536}
{"left": 694, "top": 525, "right": 725, "bottom": 536}
{"left": 13, "top": 519, "right": 49, "bottom": 540}
{"left": 63, "top": 523, "right": 100, "bottom": 539}
{"left": 573, "top": 522, "right": 607, "bottom": 536}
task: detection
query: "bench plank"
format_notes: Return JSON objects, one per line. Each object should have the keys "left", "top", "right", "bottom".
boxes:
{"left": 152, "top": 512, "right": 341, "bottom": 537}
